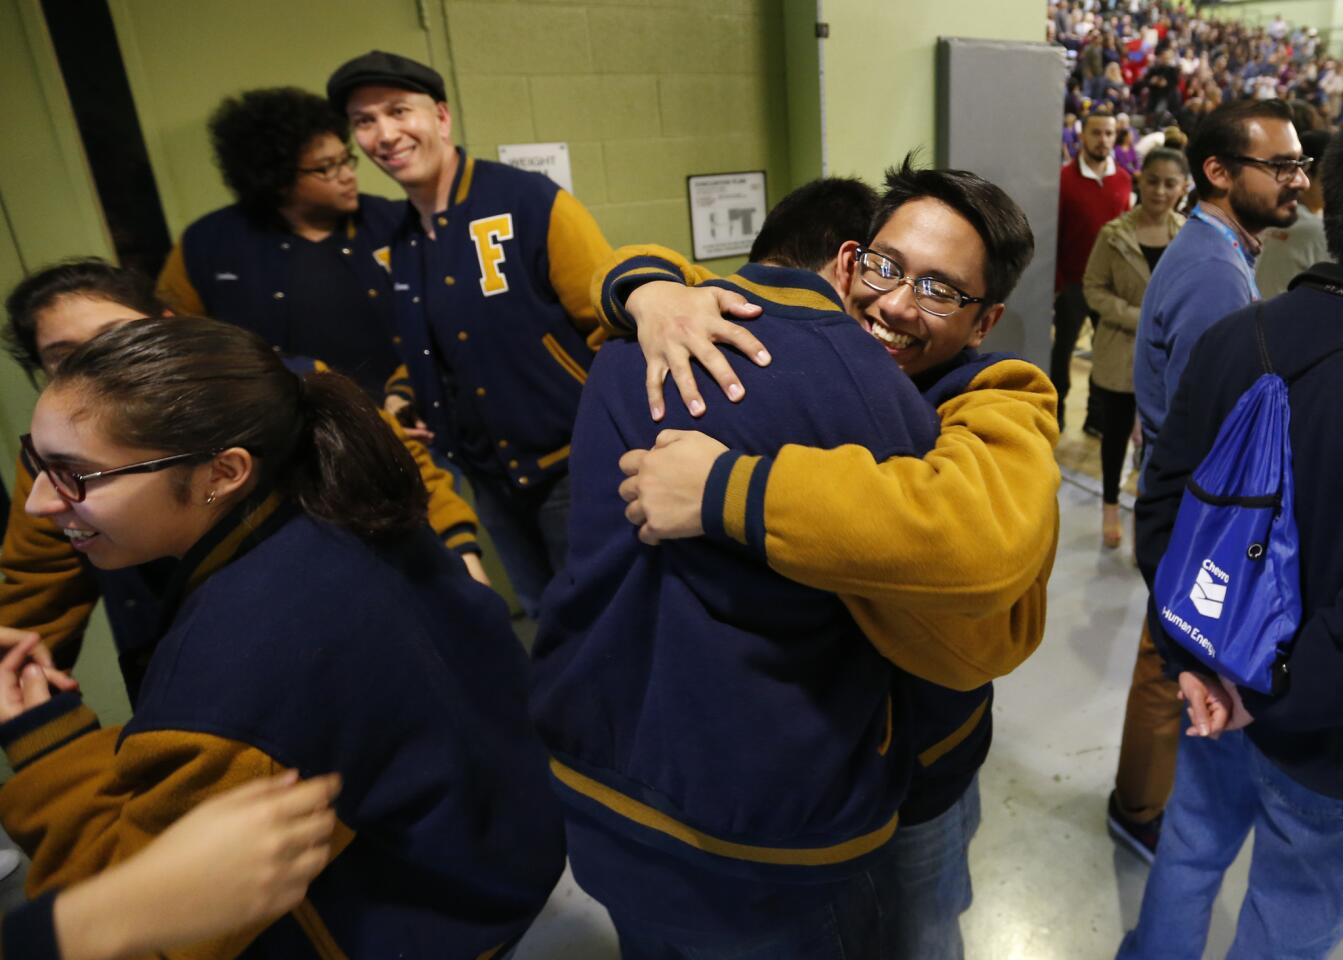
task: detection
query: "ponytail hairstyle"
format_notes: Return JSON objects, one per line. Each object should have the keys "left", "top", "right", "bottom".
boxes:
{"left": 50, "top": 316, "right": 428, "bottom": 539}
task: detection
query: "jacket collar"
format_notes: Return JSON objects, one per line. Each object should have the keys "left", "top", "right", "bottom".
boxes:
{"left": 704, "top": 262, "right": 846, "bottom": 320}
{"left": 1287, "top": 260, "right": 1343, "bottom": 295}
{"left": 157, "top": 490, "right": 292, "bottom": 629}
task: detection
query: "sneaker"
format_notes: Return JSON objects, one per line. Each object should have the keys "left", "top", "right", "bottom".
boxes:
{"left": 1107, "top": 790, "right": 1160, "bottom": 864}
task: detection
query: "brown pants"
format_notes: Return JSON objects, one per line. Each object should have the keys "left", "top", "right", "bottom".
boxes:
{"left": 1114, "top": 620, "right": 1182, "bottom": 824}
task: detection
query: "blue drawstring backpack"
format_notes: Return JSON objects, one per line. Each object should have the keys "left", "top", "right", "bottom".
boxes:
{"left": 1153, "top": 310, "right": 1299, "bottom": 695}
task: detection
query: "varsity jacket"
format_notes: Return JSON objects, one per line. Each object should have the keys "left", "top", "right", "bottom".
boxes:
{"left": 386, "top": 149, "right": 612, "bottom": 489}
{"left": 531, "top": 262, "right": 940, "bottom": 937}
{"left": 1137, "top": 262, "right": 1343, "bottom": 800}
{"left": 1, "top": 390, "right": 479, "bottom": 681}
{"left": 0, "top": 494, "right": 565, "bottom": 958}
{"left": 156, "top": 197, "right": 404, "bottom": 397}
{"left": 593, "top": 246, "right": 1060, "bottom": 824}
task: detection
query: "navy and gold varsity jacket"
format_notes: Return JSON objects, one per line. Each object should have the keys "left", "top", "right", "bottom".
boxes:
{"left": 531, "top": 263, "right": 940, "bottom": 936}
{"left": 156, "top": 197, "right": 404, "bottom": 397}
{"left": 594, "top": 245, "right": 1061, "bottom": 825}
{"left": 0, "top": 494, "right": 565, "bottom": 959}
{"left": 1, "top": 372, "right": 479, "bottom": 686}
{"left": 386, "top": 149, "right": 612, "bottom": 489}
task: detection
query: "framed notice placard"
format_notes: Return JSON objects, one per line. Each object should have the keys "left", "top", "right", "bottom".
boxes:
{"left": 497, "top": 142, "right": 574, "bottom": 194}
{"left": 686, "top": 171, "right": 767, "bottom": 261}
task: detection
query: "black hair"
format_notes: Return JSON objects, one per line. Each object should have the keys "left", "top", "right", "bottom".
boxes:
{"left": 1299, "top": 129, "right": 1333, "bottom": 180}
{"left": 4, "top": 258, "right": 162, "bottom": 380}
{"left": 1082, "top": 106, "right": 1116, "bottom": 128}
{"left": 869, "top": 154, "right": 1035, "bottom": 305}
{"left": 1319, "top": 131, "right": 1343, "bottom": 260}
{"left": 1186, "top": 98, "right": 1294, "bottom": 199}
{"left": 1141, "top": 147, "right": 1190, "bottom": 176}
{"left": 208, "top": 87, "right": 350, "bottom": 224}
{"left": 51, "top": 317, "right": 427, "bottom": 540}
{"left": 748, "top": 177, "right": 878, "bottom": 271}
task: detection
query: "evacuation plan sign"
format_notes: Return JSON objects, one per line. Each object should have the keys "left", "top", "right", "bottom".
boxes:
{"left": 687, "top": 171, "right": 767, "bottom": 261}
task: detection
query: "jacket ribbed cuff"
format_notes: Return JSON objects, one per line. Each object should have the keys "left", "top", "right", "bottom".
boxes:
{"left": 442, "top": 523, "right": 481, "bottom": 556}
{"left": 701, "top": 451, "right": 771, "bottom": 560}
{"left": 0, "top": 692, "right": 99, "bottom": 772}
{"left": 600, "top": 256, "right": 689, "bottom": 335}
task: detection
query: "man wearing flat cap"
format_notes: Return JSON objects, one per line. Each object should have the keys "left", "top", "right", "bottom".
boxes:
{"left": 328, "top": 51, "right": 613, "bottom": 617}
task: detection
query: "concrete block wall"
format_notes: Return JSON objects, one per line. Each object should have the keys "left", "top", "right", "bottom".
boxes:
{"left": 443, "top": 0, "right": 791, "bottom": 271}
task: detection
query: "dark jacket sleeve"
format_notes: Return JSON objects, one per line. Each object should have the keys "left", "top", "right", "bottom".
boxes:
{"left": 0, "top": 892, "right": 60, "bottom": 960}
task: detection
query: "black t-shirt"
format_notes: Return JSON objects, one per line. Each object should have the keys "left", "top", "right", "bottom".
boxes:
{"left": 284, "top": 233, "right": 400, "bottom": 398}
{"left": 1140, "top": 242, "right": 1167, "bottom": 273}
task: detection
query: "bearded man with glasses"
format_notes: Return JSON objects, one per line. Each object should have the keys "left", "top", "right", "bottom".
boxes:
{"left": 156, "top": 87, "right": 404, "bottom": 400}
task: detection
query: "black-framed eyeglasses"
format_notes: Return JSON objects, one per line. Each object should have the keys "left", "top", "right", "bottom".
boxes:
{"left": 854, "top": 247, "right": 987, "bottom": 317}
{"left": 297, "top": 152, "right": 358, "bottom": 181}
{"left": 20, "top": 434, "right": 218, "bottom": 503}
{"left": 1225, "top": 154, "right": 1313, "bottom": 183}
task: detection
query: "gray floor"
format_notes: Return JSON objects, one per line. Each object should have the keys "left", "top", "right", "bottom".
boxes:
{"left": 0, "top": 476, "right": 1335, "bottom": 958}
{"left": 511, "top": 475, "right": 1343, "bottom": 960}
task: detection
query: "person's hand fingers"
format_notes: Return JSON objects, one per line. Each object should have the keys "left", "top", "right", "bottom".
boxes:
{"left": 644, "top": 361, "right": 668, "bottom": 422}
{"left": 0, "top": 637, "right": 39, "bottom": 722}
{"left": 624, "top": 498, "right": 648, "bottom": 528}
{"left": 707, "top": 316, "right": 770, "bottom": 367}
{"left": 19, "top": 662, "right": 50, "bottom": 711}
{"left": 666, "top": 350, "right": 706, "bottom": 418}
{"left": 709, "top": 288, "right": 764, "bottom": 322}
{"left": 279, "top": 808, "right": 338, "bottom": 855}
{"left": 687, "top": 335, "right": 745, "bottom": 403}
{"left": 652, "top": 429, "right": 694, "bottom": 449}
{"left": 637, "top": 523, "right": 662, "bottom": 547}
{"left": 1178, "top": 672, "right": 1212, "bottom": 736}
{"left": 0, "top": 628, "right": 51, "bottom": 668}
{"left": 618, "top": 449, "right": 649, "bottom": 481}
{"left": 269, "top": 774, "right": 342, "bottom": 821}
{"left": 40, "top": 666, "right": 79, "bottom": 692}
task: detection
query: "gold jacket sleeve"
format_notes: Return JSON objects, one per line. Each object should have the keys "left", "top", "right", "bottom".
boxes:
{"left": 376, "top": 411, "right": 479, "bottom": 551}
{"left": 0, "top": 456, "right": 98, "bottom": 670}
{"left": 0, "top": 718, "right": 353, "bottom": 959}
{"left": 154, "top": 242, "right": 206, "bottom": 317}
{"left": 763, "top": 360, "right": 1059, "bottom": 650}
{"left": 547, "top": 190, "right": 614, "bottom": 346}
{"left": 589, "top": 243, "right": 719, "bottom": 338}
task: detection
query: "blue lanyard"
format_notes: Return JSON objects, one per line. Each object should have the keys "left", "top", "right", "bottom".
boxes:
{"left": 1190, "top": 205, "right": 1261, "bottom": 300}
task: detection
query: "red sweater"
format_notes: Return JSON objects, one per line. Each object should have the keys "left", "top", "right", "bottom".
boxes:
{"left": 1056, "top": 158, "right": 1132, "bottom": 291}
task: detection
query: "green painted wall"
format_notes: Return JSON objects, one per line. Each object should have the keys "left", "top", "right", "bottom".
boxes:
{"left": 820, "top": 0, "right": 1045, "bottom": 187}
{"left": 109, "top": 0, "right": 791, "bottom": 273}
{"left": 0, "top": 0, "right": 130, "bottom": 733}
{"left": 1198, "top": 0, "right": 1340, "bottom": 55}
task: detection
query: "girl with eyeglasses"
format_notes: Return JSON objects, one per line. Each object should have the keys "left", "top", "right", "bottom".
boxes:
{"left": 1, "top": 258, "right": 488, "bottom": 696}
{"left": 5, "top": 316, "right": 564, "bottom": 958}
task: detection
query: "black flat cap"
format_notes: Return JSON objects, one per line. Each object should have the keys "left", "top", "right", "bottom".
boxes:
{"left": 327, "top": 50, "right": 447, "bottom": 113}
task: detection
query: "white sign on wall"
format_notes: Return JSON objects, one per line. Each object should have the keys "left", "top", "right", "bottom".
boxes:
{"left": 497, "top": 142, "right": 574, "bottom": 194}
{"left": 687, "top": 171, "right": 768, "bottom": 261}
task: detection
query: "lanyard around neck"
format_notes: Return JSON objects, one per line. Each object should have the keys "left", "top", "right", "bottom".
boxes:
{"left": 1189, "top": 206, "right": 1261, "bottom": 300}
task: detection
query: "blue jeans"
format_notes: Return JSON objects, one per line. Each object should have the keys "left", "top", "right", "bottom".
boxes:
{"left": 1117, "top": 730, "right": 1343, "bottom": 960}
{"left": 868, "top": 774, "right": 981, "bottom": 960}
{"left": 469, "top": 471, "right": 570, "bottom": 619}
{"left": 613, "top": 779, "right": 981, "bottom": 960}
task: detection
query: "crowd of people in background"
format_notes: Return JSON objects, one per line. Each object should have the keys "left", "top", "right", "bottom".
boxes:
{"left": 1053, "top": 0, "right": 1341, "bottom": 162}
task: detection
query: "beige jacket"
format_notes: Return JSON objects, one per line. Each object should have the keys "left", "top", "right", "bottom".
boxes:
{"left": 1083, "top": 207, "right": 1185, "bottom": 392}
